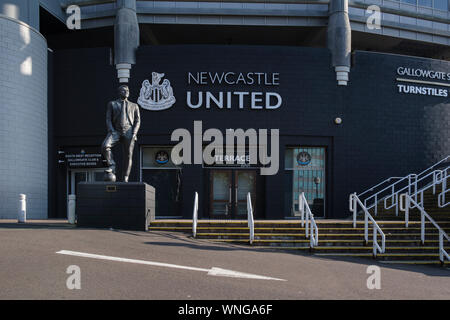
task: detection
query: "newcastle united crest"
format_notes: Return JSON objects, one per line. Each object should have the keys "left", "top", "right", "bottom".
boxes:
{"left": 138, "top": 72, "right": 176, "bottom": 111}
{"left": 155, "top": 150, "right": 169, "bottom": 164}
{"left": 297, "top": 151, "right": 312, "bottom": 166}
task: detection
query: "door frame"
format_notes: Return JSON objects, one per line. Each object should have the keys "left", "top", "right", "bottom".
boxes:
{"left": 139, "top": 145, "right": 183, "bottom": 219}
{"left": 234, "top": 170, "right": 257, "bottom": 218}
{"left": 207, "top": 168, "right": 260, "bottom": 219}
{"left": 285, "top": 146, "right": 327, "bottom": 219}
{"left": 209, "top": 169, "right": 233, "bottom": 219}
{"left": 67, "top": 168, "right": 105, "bottom": 197}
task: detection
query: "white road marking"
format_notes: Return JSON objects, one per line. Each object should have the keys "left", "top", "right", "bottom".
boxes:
{"left": 56, "top": 250, "right": 286, "bottom": 281}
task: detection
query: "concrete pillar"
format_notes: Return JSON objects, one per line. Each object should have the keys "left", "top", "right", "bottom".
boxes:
{"left": 68, "top": 194, "right": 76, "bottom": 224}
{"left": 115, "top": 0, "right": 140, "bottom": 83}
{"left": 0, "top": 14, "right": 48, "bottom": 219}
{"left": 327, "top": 0, "right": 352, "bottom": 86}
{"left": 18, "top": 194, "right": 26, "bottom": 223}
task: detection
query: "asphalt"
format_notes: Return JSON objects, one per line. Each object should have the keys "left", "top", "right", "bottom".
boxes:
{"left": 0, "top": 220, "right": 449, "bottom": 300}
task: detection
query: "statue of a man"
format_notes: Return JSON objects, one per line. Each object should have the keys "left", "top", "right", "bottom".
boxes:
{"left": 101, "top": 85, "right": 141, "bottom": 182}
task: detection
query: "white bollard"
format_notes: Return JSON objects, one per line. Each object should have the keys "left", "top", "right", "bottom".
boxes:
{"left": 18, "top": 194, "right": 26, "bottom": 223}
{"left": 68, "top": 194, "right": 76, "bottom": 224}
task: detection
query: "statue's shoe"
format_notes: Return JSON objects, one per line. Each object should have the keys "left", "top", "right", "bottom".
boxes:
{"left": 104, "top": 171, "right": 116, "bottom": 182}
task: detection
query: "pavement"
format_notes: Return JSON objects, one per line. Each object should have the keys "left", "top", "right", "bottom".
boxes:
{"left": 0, "top": 220, "right": 449, "bottom": 300}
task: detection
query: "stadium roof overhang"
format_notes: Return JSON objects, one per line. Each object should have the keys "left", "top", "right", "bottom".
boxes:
{"left": 46, "top": 0, "right": 449, "bottom": 60}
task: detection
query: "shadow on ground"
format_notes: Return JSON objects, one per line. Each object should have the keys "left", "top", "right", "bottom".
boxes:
{"left": 1, "top": 221, "right": 448, "bottom": 277}
{"left": 143, "top": 230, "right": 450, "bottom": 277}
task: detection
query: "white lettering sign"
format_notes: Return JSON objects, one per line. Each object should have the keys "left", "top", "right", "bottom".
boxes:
{"left": 139, "top": 71, "right": 283, "bottom": 111}
{"left": 397, "top": 84, "right": 448, "bottom": 97}
{"left": 186, "top": 91, "right": 282, "bottom": 110}
{"left": 188, "top": 72, "right": 280, "bottom": 86}
{"left": 186, "top": 71, "right": 282, "bottom": 110}
{"left": 397, "top": 67, "right": 450, "bottom": 81}
{"left": 395, "top": 66, "right": 450, "bottom": 97}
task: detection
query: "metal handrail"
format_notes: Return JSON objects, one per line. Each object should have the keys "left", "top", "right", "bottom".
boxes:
{"left": 350, "top": 193, "right": 386, "bottom": 257}
{"left": 382, "top": 169, "right": 444, "bottom": 214}
{"left": 359, "top": 156, "right": 450, "bottom": 214}
{"left": 192, "top": 192, "right": 198, "bottom": 238}
{"left": 417, "top": 156, "right": 450, "bottom": 179}
{"left": 247, "top": 192, "right": 254, "bottom": 245}
{"left": 363, "top": 173, "right": 416, "bottom": 215}
{"left": 363, "top": 167, "right": 447, "bottom": 216}
{"left": 399, "top": 167, "right": 450, "bottom": 227}
{"left": 358, "top": 177, "right": 403, "bottom": 199}
{"left": 438, "top": 167, "right": 450, "bottom": 208}
{"left": 400, "top": 194, "right": 450, "bottom": 263}
{"left": 299, "top": 192, "right": 318, "bottom": 248}
{"left": 407, "top": 168, "right": 449, "bottom": 208}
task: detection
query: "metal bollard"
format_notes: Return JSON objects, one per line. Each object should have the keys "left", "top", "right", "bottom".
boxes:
{"left": 68, "top": 194, "right": 76, "bottom": 224}
{"left": 18, "top": 194, "right": 26, "bottom": 223}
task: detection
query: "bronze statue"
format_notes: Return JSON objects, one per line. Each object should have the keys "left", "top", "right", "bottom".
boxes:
{"left": 102, "top": 85, "right": 141, "bottom": 182}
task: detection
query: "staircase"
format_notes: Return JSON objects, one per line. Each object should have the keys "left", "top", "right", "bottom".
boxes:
{"left": 148, "top": 158, "right": 450, "bottom": 266}
{"left": 148, "top": 219, "right": 450, "bottom": 266}
{"left": 150, "top": 220, "right": 310, "bottom": 253}
{"left": 313, "top": 220, "right": 450, "bottom": 265}
{"left": 372, "top": 186, "right": 449, "bottom": 222}
{"left": 349, "top": 161, "right": 450, "bottom": 265}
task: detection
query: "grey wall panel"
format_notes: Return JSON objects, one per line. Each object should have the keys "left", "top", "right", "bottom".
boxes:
{"left": 0, "top": 15, "right": 48, "bottom": 219}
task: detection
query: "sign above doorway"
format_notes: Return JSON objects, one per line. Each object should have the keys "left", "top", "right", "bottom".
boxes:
{"left": 58, "top": 147, "right": 106, "bottom": 169}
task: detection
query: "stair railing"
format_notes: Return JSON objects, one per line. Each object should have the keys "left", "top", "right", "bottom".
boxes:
{"left": 438, "top": 167, "right": 450, "bottom": 208}
{"left": 418, "top": 155, "right": 450, "bottom": 177}
{"left": 299, "top": 192, "right": 318, "bottom": 248}
{"left": 362, "top": 168, "right": 447, "bottom": 217}
{"left": 363, "top": 174, "right": 417, "bottom": 216}
{"left": 399, "top": 167, "right": 448, "bottom": 226}
{"left": 400, "top": 193, "right": 450, "bottom": 263}
{"left": 359, "top": 156, "right": 450, "bottom": 215}
{"left": 409, "top": 168, "right": 449, "bottom": 208}
{"left": 358, "top": 177, "right": 403, "bottom": 200}
{"left": 383, "top": 169, "right": 445, "bottom": 213}
{"left": 247, "top": 192, "right": 254, "bottom": 245}
{"left": 350, "top": 193, "right": 386, "bottom": 257}
{"left": 192, "top": 192, "right": 198, "bottom": 238}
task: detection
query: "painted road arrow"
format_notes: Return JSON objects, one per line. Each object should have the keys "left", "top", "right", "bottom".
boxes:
{"left": 56, "top": 250, "right": 286, "bottom": 281}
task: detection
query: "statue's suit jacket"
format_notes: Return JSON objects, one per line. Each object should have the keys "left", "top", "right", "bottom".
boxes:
{"left": 106, "top": 99, "right": 141, "bottom": 138}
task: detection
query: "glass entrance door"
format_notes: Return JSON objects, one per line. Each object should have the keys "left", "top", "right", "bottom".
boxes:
{"left": 210, "top": 170, "right": 257, "bottom": 219}
{"left": 285, "top": 147, "right": 326, "bottom": 218}
{"left": 235, "top": 171, "right": 256, "bottom": 217}
{"left": 68, "top": 169, "right": 104, "bottom": 197}
{"left": 210, "top": 170, "right": 232, "bottom": 218}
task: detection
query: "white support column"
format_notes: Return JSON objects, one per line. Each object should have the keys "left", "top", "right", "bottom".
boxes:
{"left": 68, "top": 194, "right": 76, "bottom": 224}
{"left": 18, "top": 194, "right": 26, "bottom": 223}
{"left": 335, "top": 66, "right": 350, "bottom": 86}
{"left": 116, "top": 63, "right": 132, "bottom": 83}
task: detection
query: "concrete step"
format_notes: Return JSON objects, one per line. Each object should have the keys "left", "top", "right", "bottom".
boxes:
{"left": 196, "top": 232, "right": 445, "bottom": 243}
{"left": 200, "top": 238, "right": 311, "bottom": 248}
{"left": 150, "top": 225, "right": 450, "bottom": 236}
{"left": 197, "top": 233, "right": 307, "bottom": 240}
{"left": 312, "top": 246, "right": 449, "bottom": 254}
{"left": 372, "top": 218, "right": 450, "bottom": 223}
{"left": 379, "top": 260, "right": 450, "bottom": 266}
{"left": 197, "top": 227, "right": 305, "bottom": 234}
{"left": 148, "top": 219, "right": 450, "bottom": 265}
{"left": 314, "top": 253, "right": 450, "bottom": 263}
{"left": 376, "top": 253, "right": 446, "bottom": 261}
{"left": 150, "top": 219, "right": 450, "bottom": 227}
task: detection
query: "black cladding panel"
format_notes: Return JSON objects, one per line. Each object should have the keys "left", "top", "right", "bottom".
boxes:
{"left": 52, "top": 46, "right": 450, "bottom": 219}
